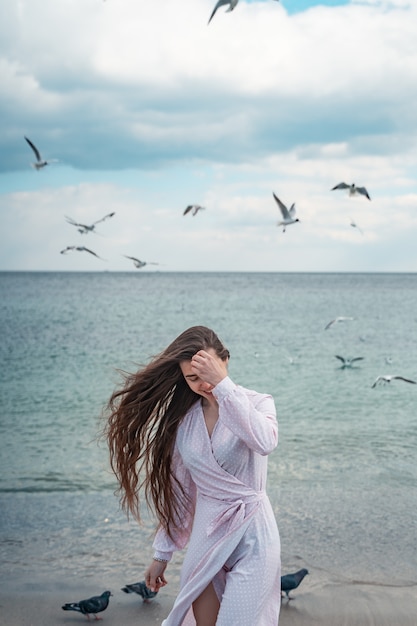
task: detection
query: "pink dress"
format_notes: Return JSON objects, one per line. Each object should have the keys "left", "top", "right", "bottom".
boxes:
{"left": 153, "top": 376, "right": 281, "bottom": 625}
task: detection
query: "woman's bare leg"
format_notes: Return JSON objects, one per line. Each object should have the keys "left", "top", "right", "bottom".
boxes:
{"left": 192, "top": 582, "right": 220, "bottom": 626}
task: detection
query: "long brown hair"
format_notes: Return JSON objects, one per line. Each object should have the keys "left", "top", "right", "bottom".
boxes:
{"left": 104, "top": 326, "right": 230, "bottom": 538}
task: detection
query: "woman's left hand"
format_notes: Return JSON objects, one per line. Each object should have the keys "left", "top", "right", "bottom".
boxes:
{"left": 191, "top": 350, "right": 228, "bottom": 387}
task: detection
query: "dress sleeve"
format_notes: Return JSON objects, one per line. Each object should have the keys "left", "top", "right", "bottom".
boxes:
{"left": 152, "top": 444, "right": 197, "bottom": 561}
{"left": 212, "top": 376, "right": 278, "bottom": 456}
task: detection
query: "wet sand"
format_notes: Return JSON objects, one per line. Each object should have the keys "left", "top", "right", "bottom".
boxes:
{"left": 1, "top": 577, "right": 416, "bottom": 625}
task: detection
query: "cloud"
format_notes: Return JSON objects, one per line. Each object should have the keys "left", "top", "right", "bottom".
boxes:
{"left": 0, "top": 0, "right": 416, "bottom": 271}
{"left": 1, "top": 0, "right": 416, "bottom": 171}
{"left": 1, "top": 149, "right": 416, "bottom": 271}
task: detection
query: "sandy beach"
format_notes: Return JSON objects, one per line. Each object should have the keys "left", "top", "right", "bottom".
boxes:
{"left": 1, "top": 577, "right": 416, "bottom": 626}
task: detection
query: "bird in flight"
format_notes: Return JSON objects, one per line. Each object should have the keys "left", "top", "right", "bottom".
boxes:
{"left": 65, "top": 212, "right": 115, "bottom": 234}
{"left": 123, "top": 256, "right": 159, "bottom": 269}
{"left": 208, "top": 0, "right": 239, "bottom": 25}
{"left": 24, "top": 136, "right": 57, "bottom": 170}
{"left": 208, "top": 0, "right": 279, "bottom": 24}
{"left": 350, "top": 218, "right": 364, "bottom": 234}
{"left": 371, "top": 375, "right": 416, "bottom": 388}
{"left": 331, "top": 182, "right": 371, "bottom": 200}
{"left": 325, "top": 316, "right": 354, "bottom": 330}
{"left": 183, "top": 205, "right": 205, "bottom": 216}
{"left": 335, "top": 355, "right": 364, "bottom": 369}
{"left": 273, "top": 193, "right": 300, "bottom": 232}
{"left": 60, "top": 246, "right": 105, "bottom": 260}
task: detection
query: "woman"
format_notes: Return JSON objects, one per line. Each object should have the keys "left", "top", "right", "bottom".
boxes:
{"left": 105, "top": 326, "right": 281, "bottom": 625}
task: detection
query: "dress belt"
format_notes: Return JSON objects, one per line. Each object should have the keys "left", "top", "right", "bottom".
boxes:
{"left": 202, "top": 491, "right": 266, "bottom": 537}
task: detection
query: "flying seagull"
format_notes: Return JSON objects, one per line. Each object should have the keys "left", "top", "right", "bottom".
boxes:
{"left": 208, "top": 0, "right": 239, "bottom": 25}
{"left": 331, "top": 182, "right": 371, "bottom": 200}
{"left": 24, "top": 136, "right": 57, "bottom": 170}
{"left": 60, "top": 246, "right": 105, "bottom": 260}
{"left": 281, "top": 568, "right": 309, "bottom": 600}
{"left": 208, "top": 0, "right": 279, "bottom": 24}
{"left": 273, "top": 192, "right": 300, "bottom": 232}
{"left": 335, "top": 355, "right": 364, "bottom": 369}
{"left": 123, "top": 255, "right": 159, "bottom": 269}
{"left": 372, "top": 375, "right": 416, "bottom": 388}
{"left": 183, "top": 205, "right": 205, "bottom": 216}
{"left": 62, "top": 590, "right": 112, "bottom": 620}
{"left": 325, "top": 316, "right": 354, "bottom": 330}
{"left": 65, "top": 212, "right": 115, "bottom": 234}
{"left": 121, "top": 581, "right": 158, "bottom": 603}
{"left": 350, "top": 218, "right": 363, "bottom": 234}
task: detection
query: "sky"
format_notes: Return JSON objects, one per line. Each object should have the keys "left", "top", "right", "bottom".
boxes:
{"left": 1, "top": 0, "right": 416, "bottom": 272}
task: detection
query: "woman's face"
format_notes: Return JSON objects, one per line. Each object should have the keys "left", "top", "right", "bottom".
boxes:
{"left": 180, "top": 348, "right": 226, "bottom": 400}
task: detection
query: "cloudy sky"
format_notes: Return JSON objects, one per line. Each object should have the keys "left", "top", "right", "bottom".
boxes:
{"left": 1, "top": 0, "right": 416, "bottom": 272}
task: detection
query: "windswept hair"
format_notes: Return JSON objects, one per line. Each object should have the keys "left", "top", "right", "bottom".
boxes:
{"left": 104, "top": 326, "right": 230, "bottom": 539}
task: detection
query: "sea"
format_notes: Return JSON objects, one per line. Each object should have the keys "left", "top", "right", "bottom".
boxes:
{"left": 0, "top": 271, "right": 416, "bottom": 595}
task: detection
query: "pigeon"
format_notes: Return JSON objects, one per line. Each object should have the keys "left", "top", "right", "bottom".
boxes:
{"left": 281, "top": 568, "right": 309, "bottom": 600}
{"left": 183, "top": 205, "right": 205, "bottom": 216}
{"left": 324, "top": 316, "right": 354, "bottom": 330}
{"left": 62, "top": 590, "right": 112, "bottom": 620}
{"left": 331, "top": 182, "right": 371, "bottom": 200}
{"left": 335, "top": 355, "right": 364, "bottom": 369}
{"left": 372, "top": 375, "right": 416, "bottom": 388}
{"left": 123, "top": 255, "right": 159, "bottom": 269}
{"left": 24, "top": 136, "right": 58, "bottom": 170}
{"left": 273, "top": 192, "right": 300, "bottom": 232}
{"left": 121, "top": 580, "right": 158, "bottom": 603}
{"left": 60, "top": 246, "right": 105, "bottom": 260}
{"left": 65, "top": 213, "right": 115, "bottom": 234}
{"left": 208, "top": 0, "right": 239, "bottom": 25}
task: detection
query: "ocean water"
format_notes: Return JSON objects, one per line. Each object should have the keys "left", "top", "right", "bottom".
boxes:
{"left": 0, "top": 272, "right": 416, "bottom": 593}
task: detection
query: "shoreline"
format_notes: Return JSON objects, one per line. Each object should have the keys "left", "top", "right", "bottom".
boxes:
{"left": 1, "top": 578, "right": 416, "bottom": 625}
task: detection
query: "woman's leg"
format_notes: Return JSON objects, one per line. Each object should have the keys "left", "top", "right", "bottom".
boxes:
{"left": 192, "top": 582, "right": 220, "bottom": 626}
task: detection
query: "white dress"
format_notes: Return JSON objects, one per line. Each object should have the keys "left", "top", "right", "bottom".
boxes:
{"left": 153, "top": 376, "right": 281, "bottom": 626}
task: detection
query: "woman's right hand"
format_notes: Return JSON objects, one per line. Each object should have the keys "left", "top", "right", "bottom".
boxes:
{"left": 145, "top": 559, "right": 168, "bottom": 593}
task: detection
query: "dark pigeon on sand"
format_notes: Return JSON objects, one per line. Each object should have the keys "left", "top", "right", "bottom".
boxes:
{"left": 121, "top": 580, "right": 158, "bottom": 602}
{"left": 281, "top": 568, "right": 309, "bottom": 599}
{"left": 62, "top": 590, "right": 112, "bottom": 620}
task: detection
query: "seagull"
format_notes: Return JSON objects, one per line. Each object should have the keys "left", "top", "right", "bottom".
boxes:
{"left": 325, "top": 316, "right": 354, "bottom": 330}
{"left": 60, "top": 246, "right": 105, "bottom": 260}
{"left": 208, "top": 0, "right": 279, "bottom": 24}
{"left": 121, "top": 581, "right": 158, "bottom": 603}
{"left": 183, "top": 205, "right": 205, "bottom": 216}
{"left": 62, "top": 590, "right": 112, "bottom": 620}
{"left": 24, "top": 136, "right": 57, "bottom": 170}
{"left": 123, "top": 255, "right": 159, "bottom": 269}
{"left": 372, "top": 375, "right": 416, "bottom": 388}
{"left": 335, "top": 355, "right": 364, "bottom": 369}
{"left": 281, "top": 569, "right": 309, "bottom": 600}
{"left": 273, "top": 192, "right": 300, "bottom": 232}
{"left": 284, "top": 354, "right": 298, "bottom": 365}
{"left": 208, "top": 0, "right": 239, "bottom": 25}
{"left": 331, "top": 182, "right": 371, "bottom": 200}
{"left": 350, "top": 218, "right": 363, "bottom": 234}
{"left": 65, "top": 212, "right": 115, "bottom": 234}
